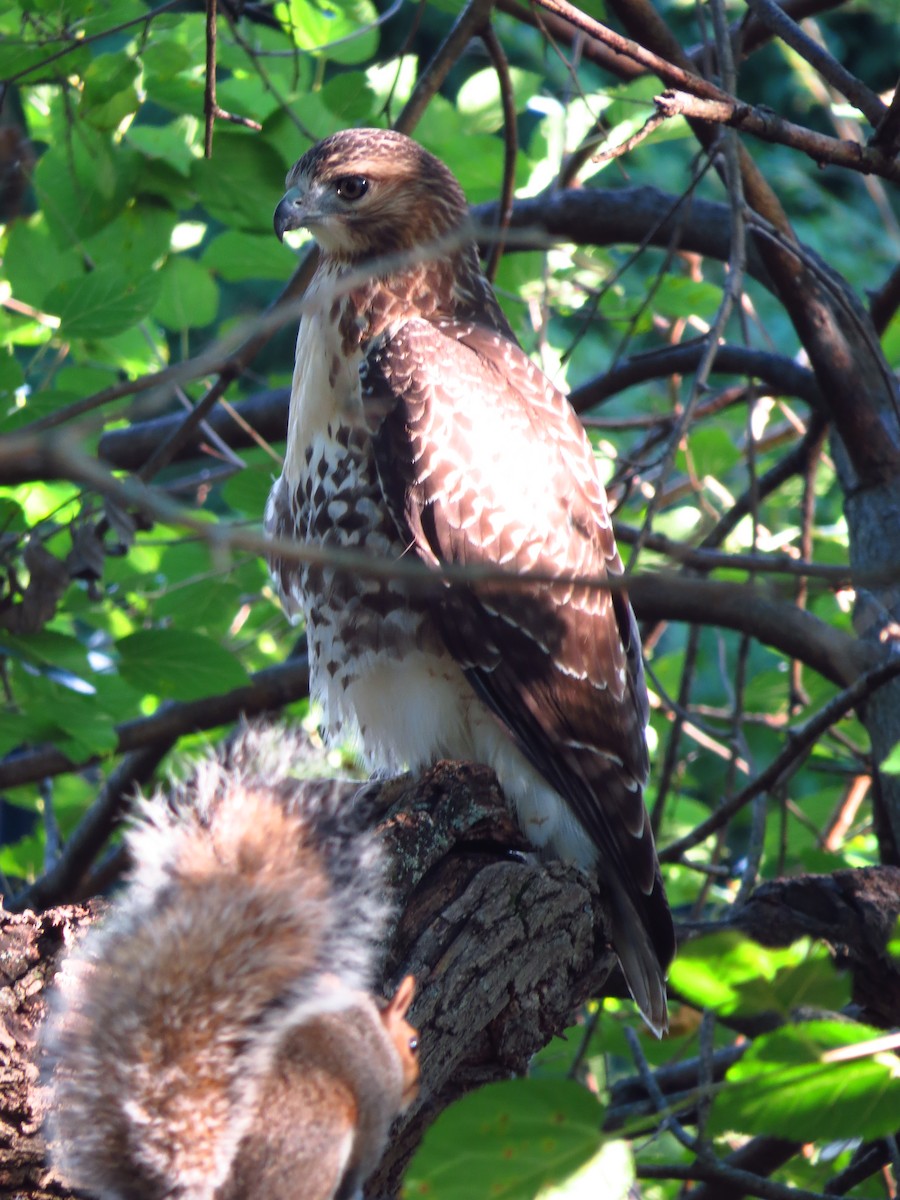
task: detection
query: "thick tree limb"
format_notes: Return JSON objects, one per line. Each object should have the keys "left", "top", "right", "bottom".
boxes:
{"left": 729, "top": 867, "right": 900, "bottom": 1027}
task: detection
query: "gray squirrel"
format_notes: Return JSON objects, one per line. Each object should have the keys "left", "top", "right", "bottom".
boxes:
{"left": 42, "top": 726, "right": 419, "bottom": 1200}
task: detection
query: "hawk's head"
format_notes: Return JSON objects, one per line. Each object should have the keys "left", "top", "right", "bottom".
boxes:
{"left": 274, "top": 128, "right": 469, "bottom": 262}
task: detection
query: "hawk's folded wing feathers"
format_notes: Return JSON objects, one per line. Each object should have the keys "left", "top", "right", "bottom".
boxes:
{"left": 365, "top": 318, "right": 675, "bottom": 988}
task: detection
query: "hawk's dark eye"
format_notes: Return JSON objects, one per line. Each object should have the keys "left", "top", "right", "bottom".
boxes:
{"left": 334, "top": 176, "right": 368, "bottom": 202}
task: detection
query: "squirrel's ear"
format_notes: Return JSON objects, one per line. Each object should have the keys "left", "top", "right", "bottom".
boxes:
{"left": 386, "top": 974, "right": 416, "bottom": 1020}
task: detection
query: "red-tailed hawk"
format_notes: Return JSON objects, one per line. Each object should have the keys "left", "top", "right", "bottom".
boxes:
{"left": 268, "top": 128, "right": 675, "bottom": 1033}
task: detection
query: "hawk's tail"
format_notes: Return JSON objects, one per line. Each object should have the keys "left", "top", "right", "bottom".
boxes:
{"left": 611, "top": 876, "right": 674, "bottom": 1037}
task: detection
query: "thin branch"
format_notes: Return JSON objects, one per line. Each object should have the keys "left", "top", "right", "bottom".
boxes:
{"left": 624, "top": 1026, "right": 699, "bottom": 1152}
{"left": 660, "top": 656, "right": 900, "bottom": 864}
{"left": 654, "top": 89, "right": 900, "bottom": 184}
{"left": 589, "top": 109, "right": 668, "bottom": 164}
{"left": 574, "top": 341, "right": 820, "bottom": 413}
{"left": 528, "top": 0, "right": 727, "bottom": 102}
{"left": 870, "top": 259, "right": 900, "bottom": 336}
{"left": 2, "top": 428, "right": 882, "bottom": 684}
{"left": 0, "top": 427, "right": 882, "bottom": 697}
{"left": 825, "top": 1141, "right": 894, "bottom": 1196}
{"left": 3, "top": 0, "right": 181, "bottom": 87}
{"left": 687, "top": 1138, "right": 804, "bottom": 1200}
{"left": 10, "top": 342, "right": 819, "bottom": 483}
{"left": 638, "top": 1160, "right": 832, "bottom": 1200}
{"left": 396, "top": 0, "right": 495, "bottom": 135}
{"left": 135, "top": 249, "right": 319, "bottom": 482}
{"left": 481, "top": 23, "right": 517, "bottom": 282}
{"left": 695, "top": 415, "right": 827, "bottom": 553}
{"left": 743, "top": 0, "right": 885, "bottom": 128}
{"left": 204, "top": 0, "right": 218, "bottom": 158}
{"left": 10, "top": 741, "right": 174, "bottom": 913}
{"left": 871, "top": 73, "right": 900, "bottom": 152}
{"left": 6, "top": 183, "right": 799, "bottom": 455}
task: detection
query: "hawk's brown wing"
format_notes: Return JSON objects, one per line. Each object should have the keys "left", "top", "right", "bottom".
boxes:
{"left": 364, "top": 317, "right": 675, "bottom": 1025}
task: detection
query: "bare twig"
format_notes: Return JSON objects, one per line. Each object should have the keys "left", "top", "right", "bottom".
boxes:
{"left": 743, "top": 0, "right": 885, "bottom": 127}
{"left": 639, "top": 1159, "right": 831, "bottom": 1200}
{"left": 654, "top": 89, "right": 900, "bottom": 184}
{"left": 396, "top": 0, "right": 494, "bottom": 135}
{"left": 661, "top": 656, "right": 900, "bottom": 863}
{"left": 871, "top": 74, "right": 900, "bottom": 152}
{"left": 204, "top": 0, "right": 218, "bottom": 157}
{"left": 481, "top": 23, "right": 517, "bottom": 282}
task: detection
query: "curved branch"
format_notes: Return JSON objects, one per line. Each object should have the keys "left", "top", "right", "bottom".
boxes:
{"left": 481, "top": 23, "right": 517, "bottom": 282}
{"left": 626, "top": 572, "right": 872, "bottom": 688}
{"left": 474, "top": 187, "right": 777, "bottom": 293}
{"left": 396, "top": 0, "right": 494, "bottom": 135}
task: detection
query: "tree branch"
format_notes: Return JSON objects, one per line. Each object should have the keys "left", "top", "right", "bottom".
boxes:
{"left": 655, "top": 89, "right": 900, "bottom": 184}
{"left": 742, "top": 0, "right": 885, "bottom": 128}
{"left": 661, "top": 657, "right": 900, "bottom": 863}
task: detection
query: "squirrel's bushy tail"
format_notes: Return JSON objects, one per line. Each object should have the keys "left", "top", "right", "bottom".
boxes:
{"left": 43, "top": 724, "right": 389, "bottom": 1200}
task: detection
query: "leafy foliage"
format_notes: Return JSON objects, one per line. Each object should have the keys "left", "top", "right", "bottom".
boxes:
{"left": 2, "top": 0, "right": 900, "bottom": 1197}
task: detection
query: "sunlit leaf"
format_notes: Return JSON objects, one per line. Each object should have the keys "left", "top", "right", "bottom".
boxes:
{"left": 709, "top": 1021, "right": 900, "bottom": 1141}
{"left": 405, "top": 1080, "right": 604, "bottom": 1199}
{"left": 669, "top": 934, "right": 848, "bottom": 1018}
{"left": 153, "top": 256, "right": 219, "bottom": 331}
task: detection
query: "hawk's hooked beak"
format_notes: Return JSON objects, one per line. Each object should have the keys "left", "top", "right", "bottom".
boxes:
{"left": 274, "top": 186, "right": 304, "bottom": 242}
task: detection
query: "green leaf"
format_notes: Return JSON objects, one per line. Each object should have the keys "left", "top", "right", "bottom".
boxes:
{"left": 192, "top": 133, "right": 286, "bottom": 232}
{"left": 45, "top": 266, "right": 162, "bottom": 339}
{"left": 4, "top": 215, "right": 84, "bottom": 309}
{"left": 1, "top": 630, "right": 94, "bottom": 688}
{"left": 126, "top": 117, "right": 203, "bottom": 177}
{"left": 83, "top": 203, "right": 178, "bottom": 278}
{"left": 221, "top": 463, "right": 278, "bottom": 517}
{"left": 153, "top": 579, "right": 244, "bottom": 636}
{"left": 117, "top": 630, "right": 250, "bottom": 701}
{"left": 320, "top": 71, "right": 376, "bottom": 123}
{"left": 10, "top": 668, "right": 118, "bottom": 759}
{"left": 405, "top": 1080, "right": 604, "bottom": 1199}
{"left": 153, "top": 256, "right": 219, "bottom": 331}
{"left": 274, "top": 0, "right": 380, "bottom": 64}
{"left": 881, "top": 742, "right": 900, "bottom": 774}
{"left": 33, "top": 129, "right": 139, "bottom": 245}
{"left": 202, "top": 230, "right": 292, "bottom": 283}
{"left": 0, "top": 350, "right": 25, "bottom": 410}
{"left": 709, "top": 1021, "right": 900, "bottom": 1141}
{"left": 668, "top": 933, "right": 848, "bottom": 1018}
{"left": 80, "top": 53, "right": 140, "bottom": 130}
{"left": 0, "top": 36, "right": 89, "bottom": 82}
{"left": 457, "top": 67, "right": 544, "bottom": 134}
